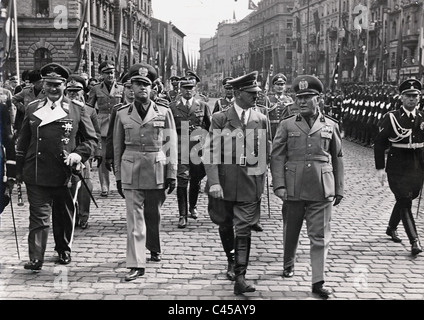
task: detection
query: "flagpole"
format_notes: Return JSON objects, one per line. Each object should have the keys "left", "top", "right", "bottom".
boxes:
{"left": 13, "top": 0, "right": 19, "bottom": 83}
{"left": 365, "top": 0, "right": 370, "bottom": 82}
{"left": 87, "top": 0, "right": 91, "bottom": 78}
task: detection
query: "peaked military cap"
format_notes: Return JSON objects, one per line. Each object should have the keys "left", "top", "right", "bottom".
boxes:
{"left": 28, "top": 69, "right": 42, "bottom": 83}
{"left": 128, "top": 62, "right": 157, "bottom": 85}
{"left": 185, "top": 70, "right": 200, "bottom": 83}
{"left": 179, "top": 76, "right": 197, "bottom": 88}
{"left": 119, "top": 73, "right": 131, "bottom": 88}
{"left": 227, "top": 71, "right": 261, "bottom": 92}
{"left": 40, "top": 63, "right": 69, "bottom": 83}
{"left": 98, "top": 61, "right": 115, "bottom": 74}
{"left": 399, "top": 78, "right": 422, "bottom": 95}
{"left": 272, "top": 73, "right": 287, "bottom": 85}
{"left": 66, "top": 74, "right": 86, "bottom": 91}
{"left": 292, "top": 75, "right": 323, "bottom": 96}
{"left": 169, "top": 75, "right": 180, "bottom": 83}
{"left": 222, "top": 77, "right": 234, "bottom": 89}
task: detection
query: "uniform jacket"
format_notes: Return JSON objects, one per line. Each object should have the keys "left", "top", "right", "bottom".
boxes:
{"left": 113, "top": 101, "right": 178, "bottom": 190}
{"left": 16, "top": 96, "right": 98, "bottom": 187}
{"left": 374, "top": 107, "right": 424, "bottom": 175}
{"left": 169, "top": 97, "right": 211, "bottom": 160}
{"left": 203, "top": 106, "right": 271, "bottom": 202}
{"left": 270, "top": 112, "right": 344, "bottom": 201}
{"left": 1, "top": 102, "right": 15, "bottom": 179}
{"left": 213, "top": 97, "right": 234, "bottom": 113}
{"left": 86, "top": 81, "right": 124, "bottom": 137}
{"left": 267, "top": 93, "right": 294, "bottom": 122}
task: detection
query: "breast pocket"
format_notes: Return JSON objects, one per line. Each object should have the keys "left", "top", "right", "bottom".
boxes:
{"left": 123, "top": 124, "right": 134, "bottom": 142}
{"left": 322, "top": 165, "right": 335, "bottom": 198}
{"left": 121, "top": 155, "right": 134, "bottom": 184}
{"left": 320, "top": 132, "right": 332, "bottom": 151}
{"left": 287, "top": 131, "right": 301, "bottom": 149}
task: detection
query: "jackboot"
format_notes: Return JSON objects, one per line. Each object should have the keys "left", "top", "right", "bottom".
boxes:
{"left": 189, "top": 182, "right": 201, "bottom": 219}
{"left": 233, "top": 236, "right": 255, "bottom": 295}
{"left": 177, "top": 187, "right": 188, "bottom": 229}
{"left": 219, "top": 226, "right": 235, "bottom": 281}
{"left": 400, "top": 207, "right": 422, "bottom": 255}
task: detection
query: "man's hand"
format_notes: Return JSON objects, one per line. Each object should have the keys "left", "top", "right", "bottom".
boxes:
{"left": 333, "top": 195, "right": 343, "bottom": 206}
{"left": 94, "top": 155, "right": 103, "bottom": 168}
{"left": 274, "top": 187, "right": 287, "bottom": 200}
{"left": 65, "top": 153, "right": 82, "bottom": 171}
{"left": 209, "top": 184, "right": 224, "bottom": 199}
{"left": 6, "top": 178, "right": 15, "bottom": 192}
{"left": 105, "top": 158, "right": 113, "bottom": 172}
{"left": 117, "top": 180, "right": 125, "bottom": 199}
{"left": 165, "top": 178, "right": 176, "bottom": 194}
{"left": 376, "top": 169, "right": 386, "bottom": 186}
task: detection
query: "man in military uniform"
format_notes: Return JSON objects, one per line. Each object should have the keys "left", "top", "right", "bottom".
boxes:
{"left": 267, "top": 73, "right": 294, "bottom": 138}
{"left": 12, "top": 69, "right": 46, "bottom": 137}
{"left": 374, "top": 78, "right": 424, "bottom": 255}
{"left": 203, "top": 71, "right": 271, "bottom": 294}
{"left": 87, "top": 61, "right": 124, "bottom": 197}
{"left": 65, "top": 75, "right": 101, "bottom": 229}
{"left": 165, "top": 75, "right": 180, "bottom": 102}
{"left": 270, "top": 75, "right": 344, "bottom": 299}
{"left": 16, "top": 63, "right": 98, "bottom": 271}
{"left": 169, "top": 76, "right": 211, "bottom": 228}
{"left": 113, "top": 63, "right": 178, "bottom": 281}
{"left": 0, "top": 83, "right": 13, "bottom": 131}
{"left": 212, "top": 77, "right": 234, "bottom": 113}
{"left": 185, "top": 70, "right": 209, "bottom": 102}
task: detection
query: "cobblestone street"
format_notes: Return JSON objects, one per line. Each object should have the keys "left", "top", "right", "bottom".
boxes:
{"left": 1, "top": 138, "right": 424, "bottom": 302}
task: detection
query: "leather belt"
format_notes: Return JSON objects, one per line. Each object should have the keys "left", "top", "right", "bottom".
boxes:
{"left": 391, "top": 142, "right": 424, "bottom": 149}
{"left": 125, "top": 145, "right": 161, "bottom": 152}
{"left": 288, "top": 155, "right": 330, "bottom": 162}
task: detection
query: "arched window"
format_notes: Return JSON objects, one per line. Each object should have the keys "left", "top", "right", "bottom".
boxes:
{"left": 34, "top": 48, "right": 52, "bottom": 69}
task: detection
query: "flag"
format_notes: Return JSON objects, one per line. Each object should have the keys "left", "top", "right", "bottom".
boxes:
{"left": 1, "top": 0, "right": 15, "bottom": 66}
{"left": 396, "top": 7, "right": 404, "bottom": 78}
{"left": 296, "top": 16, "right": 302, "bottom": 54}
{"left": 72, "top": 0, "right": 89, "bottom": 72}
{"left": 114, "top": 6, "right": 123, "bottom": 73}
{"left": 331, "top": 49, "right": 340, "bottom": 92}
{"left": 166, "top": 46, "right": 173, "bottom": 80}
{"left": 248, "top": 0, "right": 258, "bottom": 10}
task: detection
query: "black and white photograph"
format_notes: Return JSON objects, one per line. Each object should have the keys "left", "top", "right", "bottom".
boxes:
{"left": 1, "top": 0, "right": 424, "bottom": 308}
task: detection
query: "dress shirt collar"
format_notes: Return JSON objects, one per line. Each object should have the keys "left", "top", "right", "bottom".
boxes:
{"left": 234, "top": 102, "right": 250, "bottom": 125}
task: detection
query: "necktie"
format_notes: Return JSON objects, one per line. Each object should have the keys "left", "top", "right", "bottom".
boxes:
{"left": 185, "top": 100, "right": 190, "bottom": 112}
{"left": 241, "top": 110, "right": 246, "bottom": 130}
{"left": 51, "top": 102, "right": 56, "bottom": 110}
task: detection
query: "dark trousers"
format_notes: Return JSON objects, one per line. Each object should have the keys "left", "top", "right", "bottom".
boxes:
{"left": 144, "top": 189, "right": 166, "bottom": 253}
{"left": 177, "top": 161, "right": 206, "bottom": 213}
{"left": 26, "top": 183, "right": 76, "bottom": 261}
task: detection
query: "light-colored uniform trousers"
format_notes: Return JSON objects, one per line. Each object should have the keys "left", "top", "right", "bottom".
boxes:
{"left": 283, "top": 200, "right": 332, "bottom": 284}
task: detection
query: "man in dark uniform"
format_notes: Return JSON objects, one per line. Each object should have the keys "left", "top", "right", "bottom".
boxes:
{"left": 169, "top": 76, "right": 211, "bottom": 228}
{"left": 87, "top": 61, "right": 124, "bottom": 197}
{"left": 271, "top": 75, "right": 344, "bottom": 299}
{"left": 65, "top": 74, "right": 101, "bottom": 229}
{"left": 16, "top": 63, "right": 98, "bottom": 271}
{"left": 113, "top": 63, "right": 178, "bottom": 280}
{"left": 374, "top": 78, "right": 424, "bottom": 255}
{"left": 166, "top": 75, "right": 180, "bottom": 102}
{"left": 212, "top": 77, "right": 234, "bottom": 113}
{"left": 267, "top": 73, "right": 294, "bottom": 138}
{"left": 203, "top": 71, "right": 271, "bottom": 294}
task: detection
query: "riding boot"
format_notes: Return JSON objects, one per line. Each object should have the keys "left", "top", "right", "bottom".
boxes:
{"left": 189, "top": 181, "right": 201, "bottom": 219}
{"left": 177, "top": 187, "right": 188, "bottom": 229}
{"left": 233, "top": 236, "right": 255, "bottom": 294}
{"left": 219, "top": 225, "right": 235, "bottom": 280}
{"left": 400, "top": 207, "right": 422, "bottom": 254}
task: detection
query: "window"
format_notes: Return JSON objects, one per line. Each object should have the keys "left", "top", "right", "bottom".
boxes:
{"left": 34, "top": 48, "right": 52, "bottom": 69}
{"left": 35, "top": 0, "right": 49, "bottom": 17}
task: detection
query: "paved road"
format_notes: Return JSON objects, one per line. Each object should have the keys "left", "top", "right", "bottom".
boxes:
{"left": 1, "top": 131, "right": 424, "bottom": 303}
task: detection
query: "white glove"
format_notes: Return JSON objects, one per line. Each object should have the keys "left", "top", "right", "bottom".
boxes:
{"left": 209, "top": 184, "right": 224, "bottom": 199}
{"left": 65, "top": 153, "right": 82, "bottom": 169}
{"left": 376, "top": 169, "right": 386, "bottom": 186}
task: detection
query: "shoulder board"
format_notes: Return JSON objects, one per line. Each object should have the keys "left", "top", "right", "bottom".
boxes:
{"left": 155, "top": 98, "right": 170, "bottom": 108}
{"left": 117, "top": 103, "right": 131, "bottom": 111}
{"left": 27, "top": 99, "right": 41, "bottom": 106}
{"left": 324, "top": 115, "right": 339, "bottom": 124}
{"left": 72, "top": 99, "right": 84, "bottom": 107}
{"left": 112, "top": 102, "right": 123, "bottom": 109}
{"left": 282, "top": 114, "right": 296, "bottom": 121}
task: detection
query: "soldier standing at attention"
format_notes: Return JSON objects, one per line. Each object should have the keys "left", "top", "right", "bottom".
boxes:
{"left": 165, "top": 75, "right": 181, "bottom": 103}
{"left": 270, "top": 75, "right": 344, "bottom": 299}
{"left": 267, "top": 73, "right": 294, "bottom": 139}
{"left": 374, "top": 78, "right": 424, "bottom": 255}
{"left": 113, "top": 63, "right": 178, "bottom": 280}
{"left": 87, "top": 61, "right": 124, "bottom": 197}
{"left": 169, "top": 76, "right": 211, "bottom": 229}
{"left": 212, "top": 77, "right": 234, "bottom": 113}
{"left": 16, "top": 63, "right": 98, "bottom": 271}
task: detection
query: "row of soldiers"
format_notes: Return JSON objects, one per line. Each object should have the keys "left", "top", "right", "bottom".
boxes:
{"left": 323, "top": 83, "right": 424, "bottom": 147}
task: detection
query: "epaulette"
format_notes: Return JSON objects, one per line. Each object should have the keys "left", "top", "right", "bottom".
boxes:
{"left": 27, "top": 99, "right": 41, "bottom": 107}
{"left": 324, "top": 114, "right": 339, "bottom": 124}
{"left": 282, "top": 114, "right": 297, "bottom": 121}
{"left": 117, "top": 103, "right": 131, "bottom": 111}
{"left": 155, "top": 98, "right": 170, "bottom": 108}
{"left": 72, "top": 99, "right": 84, "bottom": 107}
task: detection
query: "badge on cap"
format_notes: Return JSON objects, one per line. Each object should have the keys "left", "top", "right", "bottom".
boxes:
{"left": 139, "top": 67, "right": 148, "bottom": 77}
{"left": 299, "top": 80, "right": 309, "bottom": 90}
{"left": 409, "top": 81, "right": 417, "bottom": 90}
